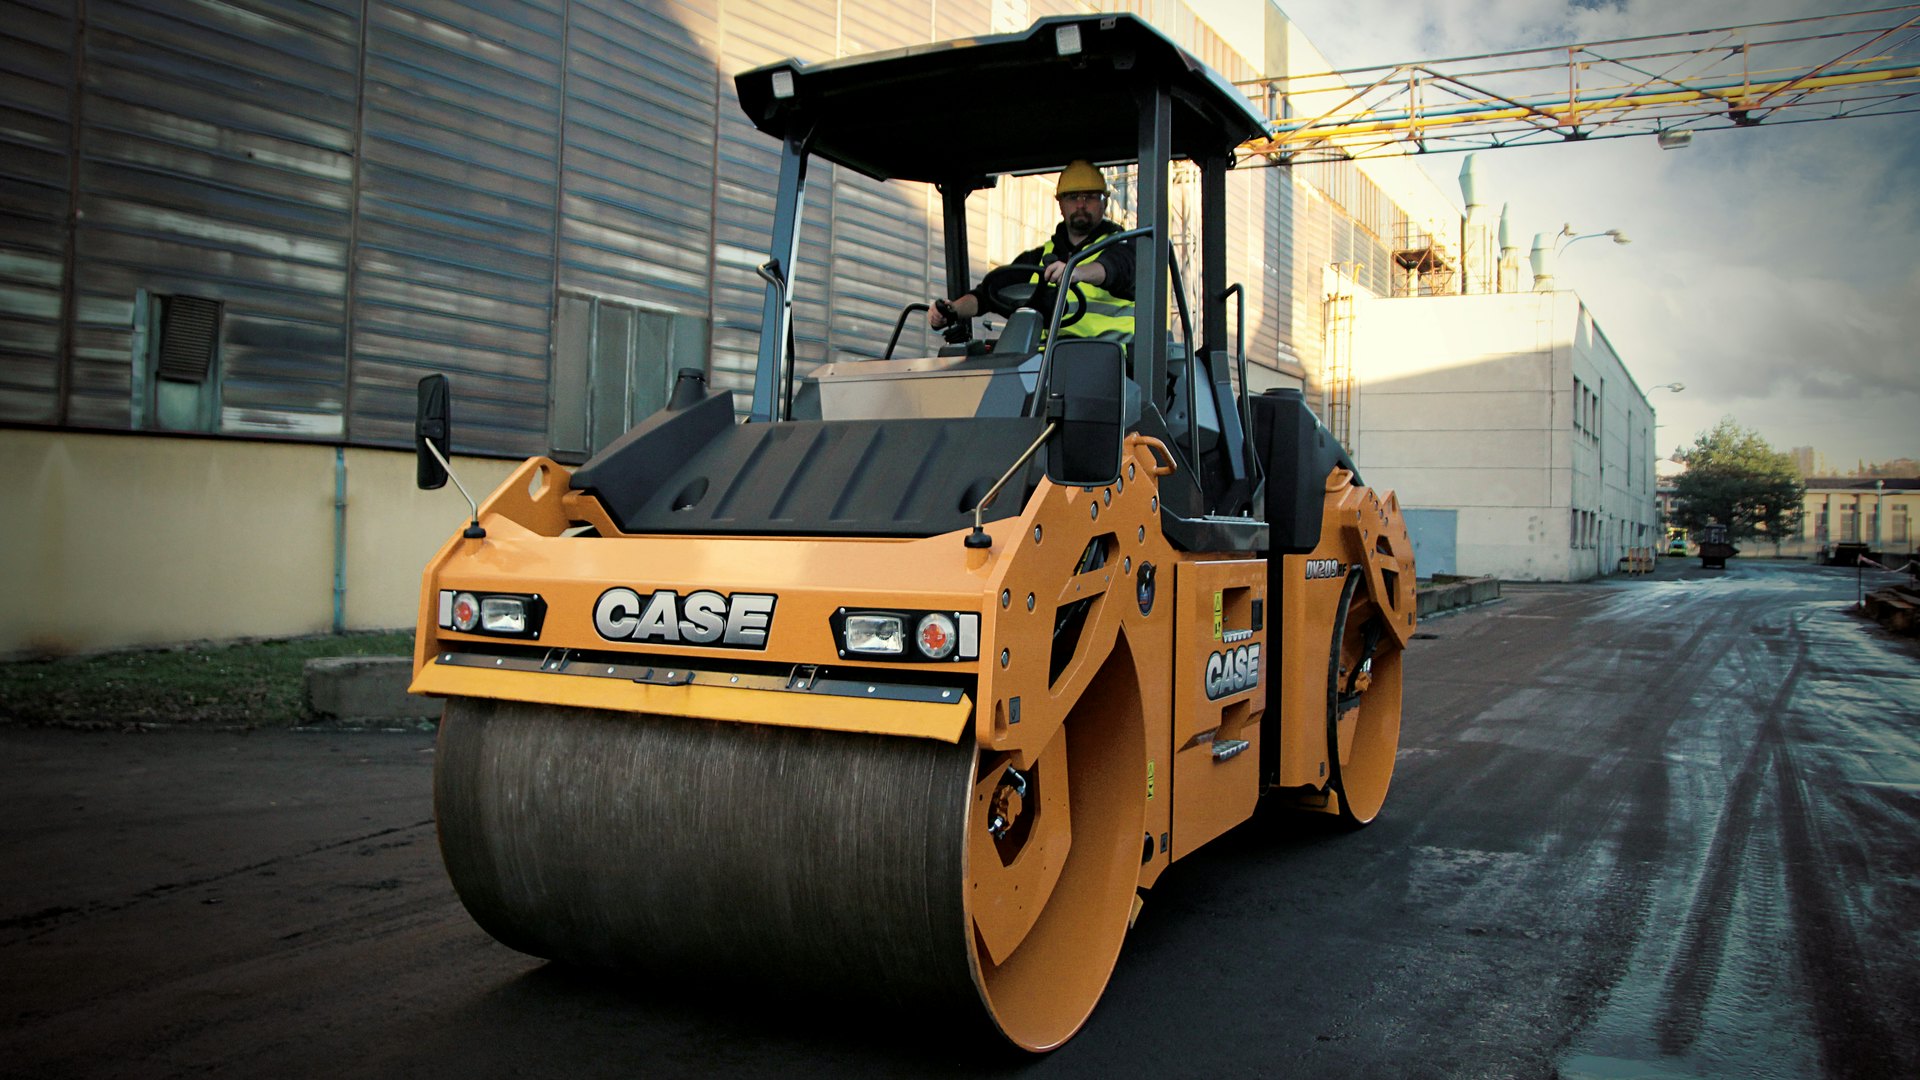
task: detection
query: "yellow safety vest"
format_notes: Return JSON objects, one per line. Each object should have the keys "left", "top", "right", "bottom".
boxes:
{"left": 1037, "top": 238, "right": 1135, "bottom": 343}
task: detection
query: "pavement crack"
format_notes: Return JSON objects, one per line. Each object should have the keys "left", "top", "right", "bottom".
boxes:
{"left": 0, "top": 819, "right": 436, "bottom": 945}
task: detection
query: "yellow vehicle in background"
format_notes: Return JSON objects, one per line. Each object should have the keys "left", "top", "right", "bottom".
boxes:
{"left": 408, "top": 15, "right": 1415, "bottom": 1053}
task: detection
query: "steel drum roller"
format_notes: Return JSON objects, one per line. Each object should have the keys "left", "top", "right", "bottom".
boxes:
{"left": 435, "top": 698, "right": 979, "bottom": 1011}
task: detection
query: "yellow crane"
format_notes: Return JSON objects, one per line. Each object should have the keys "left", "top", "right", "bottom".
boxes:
{"left": 1238, "top": 4, "right": 1920, "bottom": 164}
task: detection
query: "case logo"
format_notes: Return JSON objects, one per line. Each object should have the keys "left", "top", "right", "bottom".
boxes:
{"left": 1304, "top": 559, "right": 1345, "bottom": 580}
{"left": 593, "top": 588, "right": 776, "bottom": 648}
{"left": 1205, "top": 644, "right": 1261, "bottom": 700}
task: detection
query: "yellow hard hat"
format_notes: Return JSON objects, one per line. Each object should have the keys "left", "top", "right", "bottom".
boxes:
{"left": 1056, "top": 160, "right": 1107, "bottom": 197}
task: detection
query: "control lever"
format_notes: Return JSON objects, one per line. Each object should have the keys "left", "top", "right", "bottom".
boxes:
{"left": 934, "top": 298, "right": 971, "bottom": 344}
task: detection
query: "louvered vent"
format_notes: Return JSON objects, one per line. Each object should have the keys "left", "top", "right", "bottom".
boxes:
{"left": 156, "top": 296, "right": 221, "bottom": 383}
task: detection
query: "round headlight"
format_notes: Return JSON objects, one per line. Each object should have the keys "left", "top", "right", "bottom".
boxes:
{"left": 452, "top": 592, "right": 480, "bottom": 632}
{"left": 916, "top": 613, "right": 956, "bottom": 659}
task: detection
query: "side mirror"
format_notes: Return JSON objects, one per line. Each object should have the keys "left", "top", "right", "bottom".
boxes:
{"left": 416, "top": 374, "right": 451, "bottom": 490}
{"left": 1044, "top": 339, "right": 1125, "bottom": 488}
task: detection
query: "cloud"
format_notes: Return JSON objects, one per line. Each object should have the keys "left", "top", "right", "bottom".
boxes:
{"left": 1271, "top": 0, "right": 1920, "bottom": 464}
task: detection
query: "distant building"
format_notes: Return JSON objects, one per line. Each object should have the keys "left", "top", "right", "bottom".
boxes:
{"left": 1777, "top": 478, "right": 1920, "bottom": 560}
{"left": 1789, "top": 445, "right": 1818, "bottom": 477}
{"left": 1347, "top": 291, "right": 1662, "bottom": 581}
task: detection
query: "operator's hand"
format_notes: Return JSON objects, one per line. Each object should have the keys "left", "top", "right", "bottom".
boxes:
{"left": 1043, "top": 261, "right": 1103, "bottom": 287}
{"left": 929, "top": 296, "right": 975, "bottom": 328}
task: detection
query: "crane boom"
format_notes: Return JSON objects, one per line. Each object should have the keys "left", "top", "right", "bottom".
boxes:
{"left": 1238, "top": 4, "right": 1920, "bottom": 164}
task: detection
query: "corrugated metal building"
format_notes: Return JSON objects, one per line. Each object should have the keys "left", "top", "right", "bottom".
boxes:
{"left": 0, "top": 0, "right": 1440, "bottom": 653}
{"left": 3, "top": 0, "right": 1309, "bottom": 457}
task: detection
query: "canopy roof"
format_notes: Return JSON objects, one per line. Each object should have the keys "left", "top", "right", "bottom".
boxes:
{"left": 735, "top": 14, "right": 1268, "bottom": 185}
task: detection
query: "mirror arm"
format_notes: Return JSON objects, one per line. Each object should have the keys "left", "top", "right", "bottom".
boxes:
{"left": 423, "top": 437, "right": 485, "bottom": 539}
{"left": 964, "top": 420, "right": 1058, "bottom": 550}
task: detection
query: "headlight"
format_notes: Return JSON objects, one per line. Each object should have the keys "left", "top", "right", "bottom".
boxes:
{"left": 439, "top": 590, "right": 545, "bottom": 638}
{"left": 916, "top": 613, "right": 956, "bottom": 659}
{"left": 832, "top": 609, "right": 977, "bottom": 662}
{"left": 480, "top": 597, "right": 526, "bottom": 633}
{"left": 843, "top": 613, "right": 906, "bottom": 655}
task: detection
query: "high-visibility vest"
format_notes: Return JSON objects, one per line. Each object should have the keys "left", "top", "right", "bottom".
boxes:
{"left": 1037, "top": 237, "right": 1135, "bottom": 343}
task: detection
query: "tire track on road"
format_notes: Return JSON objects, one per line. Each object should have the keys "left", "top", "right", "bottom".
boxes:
{"left": 1548, "top": 584, "right": 1793, "bottom": 1069}
{"left": 1653, "top": 615, "right": 1808, "bottom": 1055}
{"left": 1768, "top": 615, "right": 1910, "bottom": 1079}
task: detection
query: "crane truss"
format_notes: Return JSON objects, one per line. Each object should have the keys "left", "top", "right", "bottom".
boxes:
{"left": 1237, "top": 4, "right": 1920, "bottom": 165}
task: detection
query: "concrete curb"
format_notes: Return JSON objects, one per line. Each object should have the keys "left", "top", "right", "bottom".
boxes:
{"left": 303, "top": 656, "right": 437, "bottom": 726}
{"left": 1418, "top": 576, "right": 1500, "bottom": 618}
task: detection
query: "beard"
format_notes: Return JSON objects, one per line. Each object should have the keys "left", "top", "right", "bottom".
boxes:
{"left": 1067, "top": 208, "right": 1095, "bottom": 233}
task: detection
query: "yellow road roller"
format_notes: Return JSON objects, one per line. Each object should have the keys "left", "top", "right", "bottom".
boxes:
{"left": 410, "top": 14, "right": 1415, "bottom": 1052}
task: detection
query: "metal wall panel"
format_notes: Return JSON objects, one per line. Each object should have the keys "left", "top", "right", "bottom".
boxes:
{"left": 558, "top": 0, "right": 717, "bottom": 312}
{"left": 64, "top": 0, "right": 360, "bottom": 433}
{"left": 5, "top": 0, "right": 1353, "bottom": 462}
{"left": 708, "top": 0, "right": 837, "bottom": 397}
{"left": 0, "top": 0, "right": 74, "bottom": 424}
{"left": 352, "top": 0, "right": 565, "bottom": 454}
{"left": 827, "top": 170, "right": 939, "bottom": 360}
{"left": 1292, "top": 180, "right": 1333, "bottom": 406}
{"left": 1262, "top": 164, "right": 1294, "bottom": 367}
{"left": 823, "top": 2, "right": 935, "bottom": 362}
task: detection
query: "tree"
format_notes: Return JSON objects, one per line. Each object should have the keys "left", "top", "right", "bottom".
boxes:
{"left": 1671, "top": 418, "right": 1805, "bottom": 544}
{"left": 1854, "top": 457, "right": 1920, "bottom": 478}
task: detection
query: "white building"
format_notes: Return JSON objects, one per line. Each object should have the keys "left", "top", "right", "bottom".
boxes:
{"left": 1347, "top": 291, "right": 1661, "bottom": 581}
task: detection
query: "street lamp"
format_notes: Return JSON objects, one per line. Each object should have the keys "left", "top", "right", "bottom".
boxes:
{"left": 1649, "top": 382, "right": 1684, "bottom": 393}
{"left": 1530, "top": 224, "right": 1631, "bottom": 290}
{"left": 1555, "top": 224, "right": 1631, "bottom": 253}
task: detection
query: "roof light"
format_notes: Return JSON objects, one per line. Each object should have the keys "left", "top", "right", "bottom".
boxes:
{"left": 770, "top": 69, "right": 795, "bottom": 99}
{"left": 1055, "top": 25, "right": 1082, "bottom": 56}
{"left": 1657, "top": 129, "right": 1692, "bottom": 151}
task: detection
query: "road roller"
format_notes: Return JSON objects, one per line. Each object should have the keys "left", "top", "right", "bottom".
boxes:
{"left": 409, "top": 15, "right": 1415, "bottom": 1052}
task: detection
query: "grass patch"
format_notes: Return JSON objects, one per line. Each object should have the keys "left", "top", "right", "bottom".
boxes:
{"left": 0, "top": 632, "right": 414, "bottom": 729}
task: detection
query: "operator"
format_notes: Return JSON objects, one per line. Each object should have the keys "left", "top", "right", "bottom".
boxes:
{"left": 928, "top": 159, "right": 1135, "bottom": 343}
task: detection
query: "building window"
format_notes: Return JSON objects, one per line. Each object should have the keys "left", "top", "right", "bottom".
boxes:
{"left": 1839, "top": 505, "right": 1859, "bottom": 543}
{"left": 549, "top": 293, "right": 709, "bottom": 462}
{"left": 1894, "top": 504, "right": 1910, "bottom": 545}
{"left": 1570, "top": 508, "right": 1600, "bottom": 549}
{"left": 131, "top": 290, "right": 222, "bottom": 432}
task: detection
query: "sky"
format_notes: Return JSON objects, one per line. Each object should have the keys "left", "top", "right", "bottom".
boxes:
{"left": 1263, "top": 0, "right": 1920, "bottom": 473}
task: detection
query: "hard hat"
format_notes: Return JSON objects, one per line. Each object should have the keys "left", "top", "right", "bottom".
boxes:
{"left": 1056, "top": 160, "right": 1107, "bottom": 197}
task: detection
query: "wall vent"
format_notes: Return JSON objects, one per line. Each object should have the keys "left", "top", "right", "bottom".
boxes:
{"left": 156, "top": 295, "right": 221, "bottom": 383}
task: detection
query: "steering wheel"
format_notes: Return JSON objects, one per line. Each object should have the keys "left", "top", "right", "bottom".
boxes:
{"left": 978, "top": 263, "right": 1088, "bottom": 327}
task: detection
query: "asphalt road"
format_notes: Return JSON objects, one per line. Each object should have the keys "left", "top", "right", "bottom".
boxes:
{"left": 3, "top": 560, "right": 1916, "bottom": 1079}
